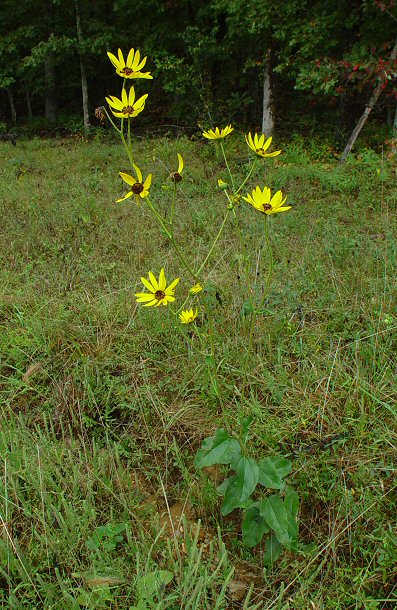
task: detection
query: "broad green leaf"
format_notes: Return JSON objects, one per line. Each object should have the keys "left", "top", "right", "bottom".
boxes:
{"left": 286, "top": 513, "right": 299, "bottom": 551}
{"left": 261, "top": 495, "right": 290, "bottom": 547}
{"left": 242, "top": 503, "right": 269, "bottom": 548}
{"left": 263, "top": 534, "right": 283, "bottom": 566}
{"left": 194, "top": 429, "right": 241, "bottom": 469}
{"left": 221, "top": 457, "right": 259, "bottom": 516}
{"left": 241, "top": 414, "right": 254, "bottom": 437}
{"left": 136, "top": 571, "right": 173, "bottom": 601}
{"left": 268, "top": 456, "right": 292, "bottom": 477}
{"left": 284, "top": 488, "right": 299, "bottom": 518}
{"left": 258, "top": 456, "right": 292, "bottom": 489}
{"left": 217, "top": 475, "right": 235, "bottom": 496}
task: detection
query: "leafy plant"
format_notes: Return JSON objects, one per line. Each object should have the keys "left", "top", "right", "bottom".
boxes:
{"left": 194, "top": 424, "right": 299, "bottom": 563}
{"left": 130, "top": 570, "right": 174, "bottom": 610}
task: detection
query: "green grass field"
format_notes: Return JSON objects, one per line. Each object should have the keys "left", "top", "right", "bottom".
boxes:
{"left": 1, "top": 135, "right": 397, "bottom": 609}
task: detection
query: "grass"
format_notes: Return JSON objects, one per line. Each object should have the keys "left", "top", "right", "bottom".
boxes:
{"left": 0, "top": 133, "right": 397, "bottom": 609}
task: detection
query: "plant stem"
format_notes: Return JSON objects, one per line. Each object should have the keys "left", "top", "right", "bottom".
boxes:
{"left": 197, "top": 209, "right": 230, "bottom": 275}
{"left": 220, "top": 141, "right": 235, "bottom": 192}
{"left": 235, "top": 158, "right": 257, "bottom": 194}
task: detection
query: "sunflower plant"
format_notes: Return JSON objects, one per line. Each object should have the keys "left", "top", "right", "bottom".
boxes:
{"left": 103, "top": 48, "right": 300, "bottom": 561}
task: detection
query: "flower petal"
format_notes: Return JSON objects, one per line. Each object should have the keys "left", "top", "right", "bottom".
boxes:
{"left": 158, "top": 268, "right": 166, "bottom": 290}
{"left": 107, "top": 51, "right": 121, "bottom": 69}
{"left": 135, "top": 293, "right": 156, "bottom": 302}
{"left": 148, "top": 271, "right": 159, "bottom": 291}
{"left": 133, "top": 164, "right": 142, "bottom": 183}
{"left": 141, "top": 276, "right": 156, "bottom": 292}
{"left": 165, "top": 277, "right": 180, "bottom": 292}
{"left": 116, "top": 191, "right": 134, "bottom": 202}
{"left": 119, "top": 172, "right": 136, "bottom": 186}
{"left": 143, "top": 174, "right": 152, "bottom": 190}
{"left": 177, "top": 153, "right": 184, "bottom": 174}
{"left": 126, "top": 48, "right": 135, "bottom": 68}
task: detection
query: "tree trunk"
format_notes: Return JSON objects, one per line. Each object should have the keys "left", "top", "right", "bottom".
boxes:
{"left": 44, "top": 50, "right": 58, "bottom": 121}
{"left": 6, "top": 88, "right": 16, "bottom": 125}
{"left": 25, "top": 88, "right": 32, "bottom": 119}
{"left": 340, "top": 34, "right": 397, "bottom": 163}
{"left": 75, "top": 0, "right": 90, "bottom": 135}
{"left": 261, "top": 48, "right": 274, "bottom": 135}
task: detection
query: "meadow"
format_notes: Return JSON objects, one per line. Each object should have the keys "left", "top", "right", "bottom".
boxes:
{"left": 0, "top": 134, "right": 397, "bottom": 609}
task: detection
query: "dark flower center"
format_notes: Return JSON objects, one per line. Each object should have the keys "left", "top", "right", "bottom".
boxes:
{"left": 155, "top": 290, "right": 166, "bottom": 300}
{"left": 262, "top": 204, "right": 272, "bottom": 211}
{"left": 132, "top": 183, "right": 144, "bottom": 194}
{"left": 256, "top": 148, "right": 265, "bottom": 154}
{"left": 122, "top": 105, "right": 135, "bottom": 115}
{"left": 121, "top": 67, "right": 134, "bottom": 76}
{"left": 170, "top": 172, "right": 182, "bottom": 183}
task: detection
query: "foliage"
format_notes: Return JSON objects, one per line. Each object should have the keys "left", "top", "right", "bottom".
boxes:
{"left": 0, "top": 0, "right": 396, "bottom": 138}
{"left": 195, "top": 424, "right": 299, "bottom": 561}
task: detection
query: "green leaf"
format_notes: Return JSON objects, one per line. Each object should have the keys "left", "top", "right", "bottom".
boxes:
{"left": 268, "top": 456, "right": 292, "bottom": 477}
{"left": 261, "top": 495, "right": 290, "bottom": 547}
{"left": 257, "top": 456, "right": 292, "bottom": 489}
{"left": 263, "top": 534, "right": 283, "bottom": 566}
{"left": 286, "top": 513, "right": 299, "bottom": 551}
{"left": 284, "top": 488, "right": 299, "bottom": 518}
{"left": 221, "top": 457, "right": 259, "bottom": 516}
{"left": 194, "top": 429, "right": 241, "bottom": 469}
{"left": 240, "top": 415, "right": 254, "bottom": 442}
{"left": 216, "top": 475, "right": 235, "bottom": 496}
{"left": 136, "top": 571, "right": 173, "bottom": 601}
{"left": 242, "top": 503, "right": 270, "bottom": 548}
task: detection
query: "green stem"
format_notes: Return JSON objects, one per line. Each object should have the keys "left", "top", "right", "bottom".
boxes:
{"left": 120, "top": 126, "right": 135, "bottom": 169}
{"left": 170, "top": 182, "right": 177, "bottom": 226}
{"left": 236, "top": 157, "right": 258, "bottom": 194}
{"left": 169, "top": 235, "right": 197, "bottom": 282}
{"left": 103, "top": 107, "right": 121, "bottom": 134}
{"left": 220, "top": 141, "right": 235, "bottom": 192}
{"left": 127, "top": 118, "right": 132, "bottom": 156}
{"left": 145, "top": 196, "right": 170, "bottom": 227}
{"left": 254, "top": 214, "right": 274, "bottom": 315}
{"left": 197, "top": 209, "right": 230, "bottom": 275}
{"left": 246, "top": 215, "right": 273, "bottom": 359}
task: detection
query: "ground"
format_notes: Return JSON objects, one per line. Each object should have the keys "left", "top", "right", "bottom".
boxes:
{"left": 0, "top": 135, "right": 396, "bottom": 609}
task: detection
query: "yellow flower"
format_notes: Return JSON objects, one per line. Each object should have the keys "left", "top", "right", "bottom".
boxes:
{"left": 189, "top": 282, "right": 203, "bottom": 295}
{"left": 117, "top": 164, "right": 152, "bottom": 204}
{"left": 202, "top": 125, "right": 234, "bottom": 140}
{"left": 242, "top": 186, "right": 291, "bottom": 215}
{"left": 170, "top": 153, "right": 184, "bottom": 183}
{"left": 179, "top": 309, "right": 198, "bottom": 324}
{"left": 245, "top": 132, "right": 281, "bottom": 158}
{"left": 135, "top": 269, "right": 180, "bottom": 307}
{"left": 217, "top": 179, "right": 228, "bottom": 190}
{"left": 105, "top": 87, "right": 148, "bottom": 119}
{"left": 107, "top": 48, "right": 153, "bottom": 79}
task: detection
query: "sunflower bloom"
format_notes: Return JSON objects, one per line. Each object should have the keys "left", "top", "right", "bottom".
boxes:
{"left": 107, "top": 48, "right": 153, "bottom": 79}
{"left": 189, "top": 282, "right": 203, "bottom": 295}
{"left": 105, "top": 87, "right": 148, "bottom": 119}
{"left": 117, "top": 164, "right": 152, "bottom": 204}
{"left": 179, "top": 309, "right": 198, "bottom": 324}
{"left": 135, "top": 269, "right": 180, "bottom": 307}
{"left": 242, "top": 186, "right": 291, "bottom": 215}
{"left": 170, "top": 153, "right": 184, "bottom": 183}
{"left": 245, "top": 132, "right": 281, "bottom": 158}
{"left": 202, "top": 125, "right": 234, "bottom": 140}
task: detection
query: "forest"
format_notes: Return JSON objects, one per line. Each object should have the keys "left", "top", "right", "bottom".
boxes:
{"left": 1, "top": 0, "right": 397, "bottom": 151}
